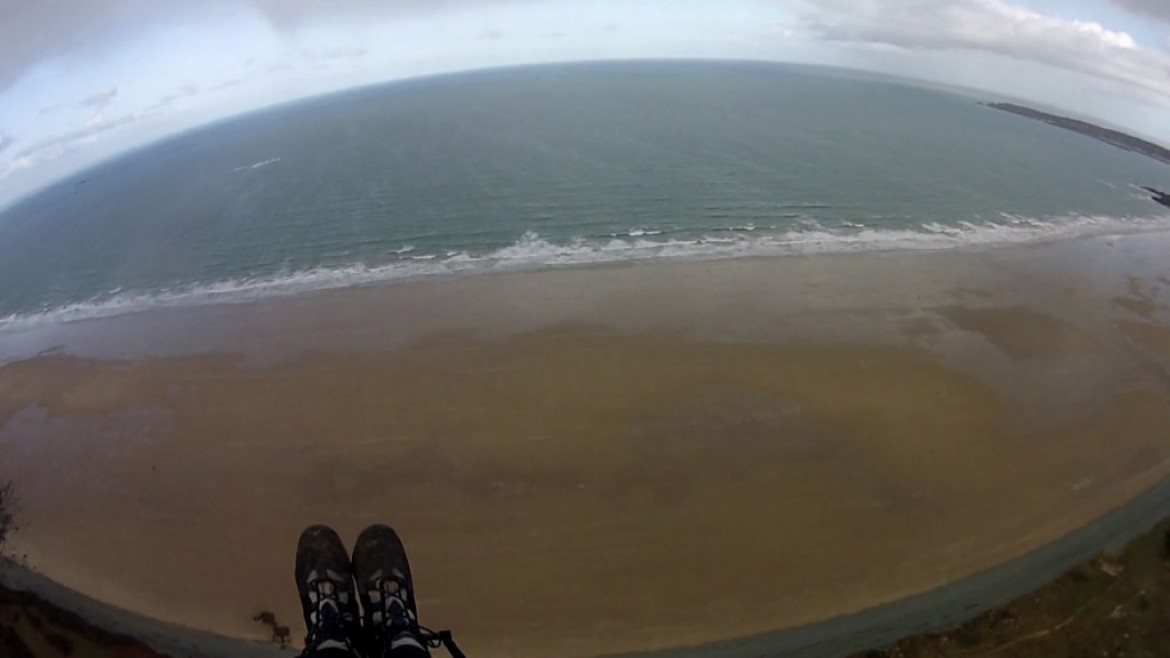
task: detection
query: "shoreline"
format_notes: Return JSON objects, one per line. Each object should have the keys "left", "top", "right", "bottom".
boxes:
{"left": 1, "top": 214, "right": 1167, "bottom": 340}
{"left": 3, "top": 226, "right": 1170, "bottom": 368}
{"left": 1, "top": 229, "right": 1169, "bottom": 657}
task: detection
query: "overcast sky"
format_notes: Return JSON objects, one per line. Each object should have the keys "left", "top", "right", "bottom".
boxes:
{"left": 1, "top": 0, "right": 1169, "bottom": 206}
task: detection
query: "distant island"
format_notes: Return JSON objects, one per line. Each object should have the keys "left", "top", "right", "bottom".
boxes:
{"left": 984, "top": 102, "right": 1170, "bottom": 210}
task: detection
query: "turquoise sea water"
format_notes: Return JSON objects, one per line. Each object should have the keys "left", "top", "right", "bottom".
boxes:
{"left": 1, "top": 60, "right": 1168, "bottom": 325}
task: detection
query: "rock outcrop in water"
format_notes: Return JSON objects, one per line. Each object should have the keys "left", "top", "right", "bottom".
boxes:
{"left": 1142, "top": 186, "right": 1170, "bottom": 210}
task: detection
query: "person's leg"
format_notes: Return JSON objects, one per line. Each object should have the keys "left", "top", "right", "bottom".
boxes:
{"left": 351, "top": 524, "right": 431, "bottom": 658}
{"left": 295, "top": 525, "right": 363, "bottom": 658}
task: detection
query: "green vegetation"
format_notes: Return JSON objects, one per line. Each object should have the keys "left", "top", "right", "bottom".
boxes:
{"left": 856, "top": 520, "right": 1170, "bottom": 658}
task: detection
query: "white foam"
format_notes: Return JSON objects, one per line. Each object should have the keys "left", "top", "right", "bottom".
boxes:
{"left": 232, "top": 157, "right": 281, "bottom": 172}
{"left": 1, "top": 213, "right": 1167, "bottom": 332}
{"left": 618, "top": 228, "right": 664, "bottom": 237}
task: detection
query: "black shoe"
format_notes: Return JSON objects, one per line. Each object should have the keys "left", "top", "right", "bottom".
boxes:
{"left": 295, "top": 525, "right": 362, "bottom": 656}
{"left": 352, "top": 524, "right": 429, "bottom": 657}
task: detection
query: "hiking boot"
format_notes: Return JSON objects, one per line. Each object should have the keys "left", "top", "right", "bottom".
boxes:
{"left": 295, "top": 525, "right": 362, "bottom": 656}
{"left": 352, "top": 524, "right": 429, "bottom": 657}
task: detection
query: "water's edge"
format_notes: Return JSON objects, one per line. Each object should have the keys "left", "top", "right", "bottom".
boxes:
{"left": 3, "top": 214, "right": 1168, "bottom": 333}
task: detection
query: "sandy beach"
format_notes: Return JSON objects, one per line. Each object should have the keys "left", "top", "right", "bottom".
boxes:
{"left": 1, "top": 231, "right": 1170, "bottom": 658}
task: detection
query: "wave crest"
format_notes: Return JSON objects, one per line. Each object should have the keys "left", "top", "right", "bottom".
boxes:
{"left": 1, "top": 213, "right": 1166, "bottom": 331}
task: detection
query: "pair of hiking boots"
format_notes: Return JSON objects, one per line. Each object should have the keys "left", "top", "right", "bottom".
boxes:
{"left": 295, "top": 524, "right": 461, "bottom": 658}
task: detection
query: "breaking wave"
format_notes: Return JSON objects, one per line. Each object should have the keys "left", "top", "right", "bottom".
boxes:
{"left": 1, "top": 212, "right": 1167, "bottom": 331}
{"left": 232, "top": 157, "right": 281, "bottom": 172}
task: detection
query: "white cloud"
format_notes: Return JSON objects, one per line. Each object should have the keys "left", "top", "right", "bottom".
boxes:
{"left": 798, "top": 0, "right": 1170, "bottom": 101}
{"left": 0, "top": 0, "right": 530, "bottom": 91}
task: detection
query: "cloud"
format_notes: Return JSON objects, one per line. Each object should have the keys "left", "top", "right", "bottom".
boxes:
{"left": 0, "top": 112, "right": 136, "bottom": 180}
{"left": 799, "top": 0, "right": 1170, "bottom": 100}
{"left": 1111, "top": 0, "right": 1170, "bottom": 22}
{"left": 79, "top": 87, "right": 118, "bottom": 110}
{"left": 0, "top": 0, "right": 163, "bottom": 91}
{"left": 302, "top": 46, "right": 371, "bottom": 62}
{"left": 0, "top": 0, "right": 534, "bottom": 92}
{"left": 32, "top": 87, "right": 118, "bottom": 118}
{"left": 205, "top": 78, "right": 246, "bottom": 93}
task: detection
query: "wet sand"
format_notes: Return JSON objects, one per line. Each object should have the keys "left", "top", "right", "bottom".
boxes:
{"left": 1, "top": 232, "right": 1170, "bottom": 657}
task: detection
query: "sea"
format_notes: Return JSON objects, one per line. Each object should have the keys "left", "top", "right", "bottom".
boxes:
{"left": 1, "top": 60, "right": 1168, "bottom": 328}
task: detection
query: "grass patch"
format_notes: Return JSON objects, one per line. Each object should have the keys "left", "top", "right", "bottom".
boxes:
{"left": 856, "top": 520, "right": 1170, "bottom": 657}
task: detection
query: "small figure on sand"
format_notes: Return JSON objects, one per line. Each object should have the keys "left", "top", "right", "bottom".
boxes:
{"left": 295, "top": 524, "right": 466, "bottom": 658}
{"left": 253, "top": 611, "right": 291, "bottom": 648}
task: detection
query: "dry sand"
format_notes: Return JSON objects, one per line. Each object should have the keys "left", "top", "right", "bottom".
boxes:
{"left": 1, "top": 232, "right": 1169, "bottom": 658}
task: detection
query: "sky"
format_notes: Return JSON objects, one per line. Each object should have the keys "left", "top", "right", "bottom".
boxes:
{"left": 1, "top": 0, "right": 1169, "bottom": 207}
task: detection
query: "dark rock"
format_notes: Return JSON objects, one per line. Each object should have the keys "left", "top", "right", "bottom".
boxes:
{"left": 1141, "top": 187, "right": 1170, "bottom": 210}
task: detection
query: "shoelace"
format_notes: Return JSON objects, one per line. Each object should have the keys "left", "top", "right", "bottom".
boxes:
{"left": 420, "top": 627, "right": 468, "bottom": 658}
{"left": 372, "top": 577, "right": 467, "bottom": 657}
{"left": 301, "top": 581, "right": 358, "bottom": 657}
{"left": 373, "top": 574, "right": 418, "bottom": 632}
